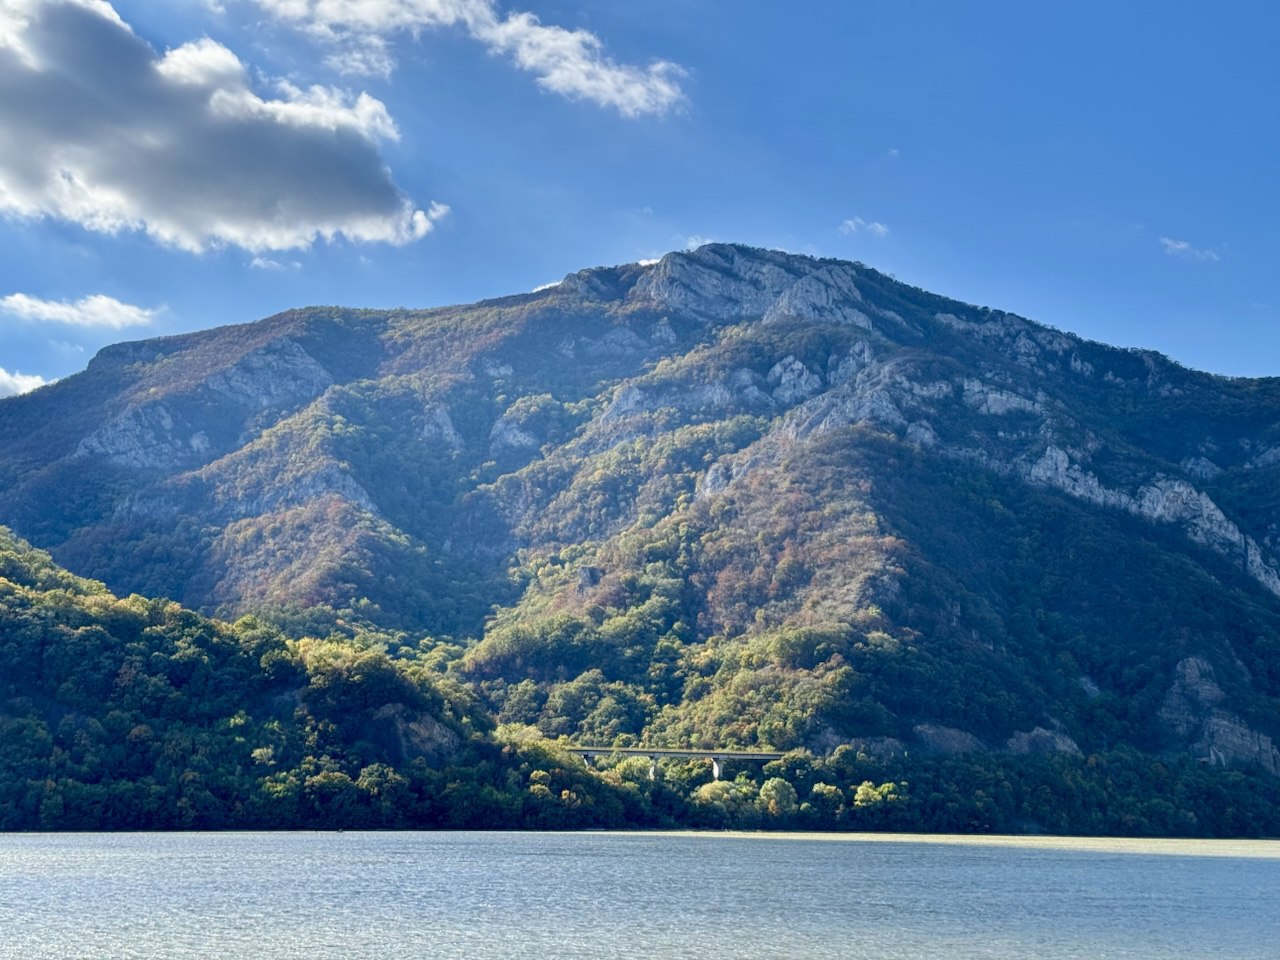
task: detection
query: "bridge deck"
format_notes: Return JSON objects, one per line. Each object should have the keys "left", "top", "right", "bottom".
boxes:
{"left": 570, "top": 746, "right": 786, "bottom": 761}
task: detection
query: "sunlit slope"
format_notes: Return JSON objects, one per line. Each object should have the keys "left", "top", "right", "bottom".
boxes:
{"left": 2, "top": 244, "right": 1279, "bottom": 775}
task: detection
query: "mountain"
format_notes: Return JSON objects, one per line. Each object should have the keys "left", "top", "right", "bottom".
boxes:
{"left": 3, "top": 243, "right": 1280, "bottom": 826}
{"left": 3, "top": 525, "right": 1278, "bottom": 835}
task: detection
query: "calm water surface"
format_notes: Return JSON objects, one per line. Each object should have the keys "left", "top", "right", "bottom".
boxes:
{"left": 2, "top": 831, "right": 1278, "bottom": 959}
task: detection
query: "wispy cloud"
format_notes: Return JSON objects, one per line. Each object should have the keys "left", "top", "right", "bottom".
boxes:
{"left": 1, "top": 292, "right": 156, "bottom": 328}
{"left": 320, "top": 35, "right": 396, "bottom": 79}
{"left": 0, "top": 366, "right": 48, "bottom": 398}
{"left": 0, "top": 1, "right": 443, "bottom": 253}
{"left": 250, "top": 256, "right": 302, "bottom": 271}
{"left": 682, "top": 234, "right": 715, "bottom": 250}
{"left": 839, "top": 217, "right": 889, "bottom": 238}
{"left": 251, "top": 0, "right": 686, "bottom": 117}
{"left": 1159, "top": 236, "right": 1220, "bottom": 262}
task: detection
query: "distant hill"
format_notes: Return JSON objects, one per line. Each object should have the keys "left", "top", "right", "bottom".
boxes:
{"left": 0, "top": 526, "right": 510, "bottom": 829}
{"left": 3, "top": 243, "right": 1280, "bottom": 833}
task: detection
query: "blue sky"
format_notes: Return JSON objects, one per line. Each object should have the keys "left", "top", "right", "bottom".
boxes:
{"left": 1, "top": 0, "right": 1277, "bottom": 395}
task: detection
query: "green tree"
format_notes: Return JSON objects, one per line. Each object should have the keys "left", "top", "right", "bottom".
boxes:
{"left": 758, "top": 777, "right": 799, "bottom": 819}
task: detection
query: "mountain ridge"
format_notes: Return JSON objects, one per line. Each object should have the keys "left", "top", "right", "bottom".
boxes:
{"left": 3, "top": 243, "right": 1279, "bottom": 789}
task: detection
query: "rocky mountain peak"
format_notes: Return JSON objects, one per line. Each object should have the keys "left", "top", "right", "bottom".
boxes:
{"left": 629, "top": 243, "right": 873, "bottom": 329}
{"left": 3, "top": 244, "right": 1280, "bottom": 781}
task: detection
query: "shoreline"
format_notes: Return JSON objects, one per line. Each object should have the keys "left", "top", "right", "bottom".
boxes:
{"left": 5, "top": 829, "right": 1280, "bottom": 858}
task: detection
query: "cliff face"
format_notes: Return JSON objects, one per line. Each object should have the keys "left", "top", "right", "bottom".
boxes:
{"left": 3, "top": 244, "right": 1279, "bottom": 770}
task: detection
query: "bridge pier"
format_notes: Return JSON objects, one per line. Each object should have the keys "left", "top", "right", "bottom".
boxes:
{"left": 564, "top": 745, "right": 786, "bottom": 782}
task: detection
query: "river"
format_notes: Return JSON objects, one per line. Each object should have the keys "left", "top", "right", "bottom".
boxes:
{"left": 2, "top": 831, "right": 1278, "bottom": 958}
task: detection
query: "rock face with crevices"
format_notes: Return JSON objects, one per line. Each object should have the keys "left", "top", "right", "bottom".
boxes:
{"left": 2, "top": 243, "right": 1279, "bottom": 770}
{"left": 1158, "top": 657, "right": 1280, "bottom": 775}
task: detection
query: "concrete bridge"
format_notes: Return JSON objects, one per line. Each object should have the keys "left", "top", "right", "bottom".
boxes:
{"left": 569, "top": 745, "right": 787, "bottom": 781}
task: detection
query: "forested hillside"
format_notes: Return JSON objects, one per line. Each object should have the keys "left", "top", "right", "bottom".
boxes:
{"left": 3, "top": 244, "right": 1280, "bottom": 834}
{"left": 4, "top": 527, "right": 1279, "bottom": 834}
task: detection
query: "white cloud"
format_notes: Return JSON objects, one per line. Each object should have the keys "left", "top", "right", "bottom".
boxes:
{"left": 530, "top": 280, "right": 560, "bottom": 292}
{"left": 476, "top": 11, "right": 684, "bottom": 117}
{"left": 417, "top": 200, "right": 451, "bottom": 229}
{"left": 253, "top": 0, "right": 467, "bottom": 34}
{"left": 0, "top": 292, "right": 156, "bottom": 328}
{"left": 839, "top": 217, "right": 889, "bottom": 238}
{"left": 887, "top": 147, "right": 899, "bottom": 157}
{"left": 250, "top": 255, "right": 301, "bottom": 270}
{"left": 0, "top": 0, "right": 128, "bottom": 68}
{"left": 0, "top": 0, "right": 442, "bottom": 252}
{"left": 323, "top": 35, "right": 395, "bottom": 78}
{"left": 1159, "top": 236, "right": 1219, "bottom": 262}
{"left": 251, "top": 0, "right": 686, "bottom": 116}
{"left": 0, "top": 366, "right": 48, "bottom": 397}
{"left": 682, "top": 234, "right": 714, "bottom": 250}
